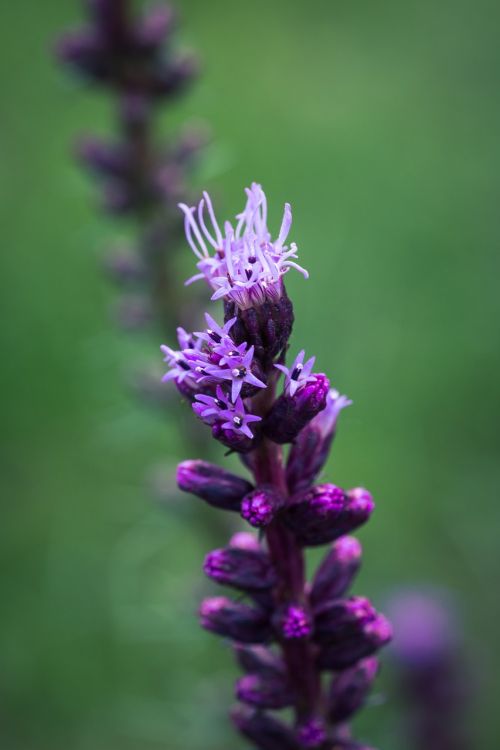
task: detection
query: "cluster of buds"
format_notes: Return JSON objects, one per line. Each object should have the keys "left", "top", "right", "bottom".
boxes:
{"left": 163, "top": 183, "right": 392, "bottom": 749}
{"left": 56, "top": 0, "right": 204, "bottom": 333}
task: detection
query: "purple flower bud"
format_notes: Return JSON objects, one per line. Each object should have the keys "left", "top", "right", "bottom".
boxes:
{"left": 317, "top": 613, "right": 392, "bottom": 671}
{"left": 230, "top": 531, "right": 262, "bottom": 551}
{"left": 263, "top": 374, "right": 330, "bottom": 444}
{"left": 224, "top": 292, "right": 295, "bottom": 365}
{"left": 134, "top": 5, "right": 175, "bottom": 51}
{"left": 236, "top": 672, "right": 294, "bottom": 710}
{"left": 234, "top": 644, "right": 286, "bottom": 676}
{"left": 55, "top": 30, "right": 104, "bottom": 78}
{"left": 241, "top": 487, "right": 285, "bottom": 528}
{"left": 310, "top": 537, "right": 362, "bottom": 609}
{"left": 231, "top": 705, "right": 300, "bottom": 750}
{"left": 286, "top": 388, "right": 352, "bottom": 493}
{"left": 313, "top": 596, "right": 377, "bottom": 645}
{"left": 212, "top": 421, "right": 258, "bottom": 453}
{"left": 203, "top": 547, "right": 277, "bottom": 592}
{"left": 275, "top": 605, "right": 312, "bottom": 641}
{"left": 328, "top": 657, "right": 379, "bottom": 723}
{"left": 297, "top": 718, "right": 328, "bottom": 748}
{"left": 177, "top": 460, "right": 253, "bottom": 511}
{"left": 199, "top": 597, "right": 271, "bottom": 644}
{"left": 284, "top": 484, "right": 374, "bottom": 547}
{"left": 77, "top": 136, "right": 130, "bottom": 178}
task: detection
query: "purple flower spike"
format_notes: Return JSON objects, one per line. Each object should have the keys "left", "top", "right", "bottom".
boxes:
{"left": 241, "top": 487, "right": 285, "bottom": 528}
{"left": 297, "top": 718, "right": 328, "bottom": 748}
{"left": 275, "top": 350, "right": 316, "bottom": 397}
{"left": 162, "top": 184, "right": 391, "bottom": 749}
{"left": 278, "top": 605, "right": 312, "bottom": 641}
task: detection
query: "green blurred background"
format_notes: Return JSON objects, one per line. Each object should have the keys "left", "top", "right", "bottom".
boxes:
{"left": 1, "top": 0, "right": 499, "bottom": 748}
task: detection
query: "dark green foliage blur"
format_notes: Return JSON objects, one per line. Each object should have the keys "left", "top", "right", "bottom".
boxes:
{"left": 1, "top": 0, "right": 499, "bottom": 748}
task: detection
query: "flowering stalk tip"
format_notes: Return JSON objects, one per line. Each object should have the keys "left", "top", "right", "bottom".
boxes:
{"left": 162, "top": 184, "right": 390, "bottom": 749}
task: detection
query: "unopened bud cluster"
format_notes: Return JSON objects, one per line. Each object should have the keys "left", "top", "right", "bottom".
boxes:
{"left": 164, "top": 184, "right": 391, "bottom": 748}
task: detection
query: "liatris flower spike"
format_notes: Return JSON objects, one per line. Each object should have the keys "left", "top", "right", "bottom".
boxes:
{"left": 164, "top": 183, "right": 391, "bottom": 749}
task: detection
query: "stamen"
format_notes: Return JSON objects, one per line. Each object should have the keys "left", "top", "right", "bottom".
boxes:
{"left": 291, "top": 363, "right": 303, "bottom": 380}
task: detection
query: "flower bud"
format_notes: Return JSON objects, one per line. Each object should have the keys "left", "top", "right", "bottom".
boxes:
{"left": 283, "top": 484, "right": 374, "bottom": 547}
{"left": 274, "top": 605, "right": 312, "bottom": 641}
{"left": 297, "top": 718, "right": 328, "bottom": 748}
{"left": 231, "top": 705, "right": 300, "bottom": 750}
{"left": 283, "top": 484, "right": 345, "bottom": 543}
{"left": 236, "top": 672, "right": 294, "bottom": 710}
{"left": 230, "top": 531, "right": 262, "bottom": 551}
{"left": 199, "top": 597, "right": 271, "bottom": 644}
{"left": 224, "top": 292, "right": 295, "bottom": 367}
{"left": 203, "top": 547, "right": 277, "bottom": 592}
{"left": 177, "top": 460, "right": 253, "bottom": 511}
{"left": 286, "top": 389, "right": 352, "bottom": 493}
{"left": 241, "top": 487, "right": 285, "bottom": 528}
{"left": 310, "top": 537, "right": 362, "bottom": 609}
{"left": 328, "top": 657, "right": 379, "bottom": 723}
{"left": 134, "top": 5, "right": 175, "bottom": 51}
{"left": 317, "top": 613, "right": 392, "bottom": 671}
{"left": 212, "top": 422, "right": 257, "bottom": 453}
{"left": 77, "top": 136, "right": 129, "bottom": 178}
{"left": 262, "top": 374, "right": 330, "bottom": 444}
{"left": 234, "top": 645, "right": 286, "bottom": 676}
{"left": 313, "top": 596, "right": 377, "bottom": 645}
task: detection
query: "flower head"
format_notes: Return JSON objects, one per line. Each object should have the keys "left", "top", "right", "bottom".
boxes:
{"left": 179, "top": 183, "right": 308, "bottom": 309}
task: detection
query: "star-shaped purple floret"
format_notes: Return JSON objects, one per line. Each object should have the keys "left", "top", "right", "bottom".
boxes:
{"left": 206, "top": 344, "right": 266, "bottom": 402}
{"left": 161, "top": 327, "right": 208, "bottom": 384}
{"left": 192, "top": 385, "right": 229, "bottom": 424}
{"left": 196, "top": 313, "right": 237, "bottom": 346}
{"left": 275, "top": 349, "right": 317, "bottom": 397}
{"left": 218, "top": 396, "right": 262, "bottom": 440}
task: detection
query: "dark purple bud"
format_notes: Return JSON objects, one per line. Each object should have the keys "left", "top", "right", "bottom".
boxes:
{"left": 236, "top": 673, "right": 294, "bottom": 710}
{"left": 134, "top": 5, "right": 175, "bottom": 50}
{"left": 77, "top": 136, "right": 129, "bottom": 178}
{"left": 310, "top": 537, "right": 362, "bottom": 609}
{"left": 177, "top": 460, "right": 253, "bottom": 511}
{"left": 229, "top": 531, "right": 262, "bottom": 551}
{"left": 284, "top": 484, "right": 374, "bottom": 547}
{"left": 224, "top": 292, "right": 295, "bottom": 367}
{"left": 212, "top": 422, "right": 257, "bottom": 454}
{"left": 263, "top": 374, "right": 330, "bottom": 444}
{"left": 283, "top": 484, "right": 345, "bottom": 544}
{"left": 199, "top": 597, "right": 271, "bottom": 644}
{"left": 55, "top": 30, "right": 104, "bottom": 78}
{"left": 234, "top": 645, "right": 286, "bottom": 677}
{"left": 328, "top": 657, "right": 379, "bottom": 723}
{"left": 241, "top": 487, "right": 285, "bottom": 528}
{"left": 154, "top": 54, "right": 198, "bottom": 96}
{"left": 297, "top": 718, "right": 328, "bottom": 748}
{"left": 203, "top": 547, "right": 277, "bottom": 592}
{"left": 286, "top": 389, "right": 352, "bottom": 493}
{"left": 314, "top": 596, "right": 377, "bottom": 645}
{"left": 231, "top": 706, "right": 300, "bottom": 750}
{"left": 317, "top": 613, "right": 392, "bottom": 671}
{"left": 275, "top": 605, "right": 312, "bottom": 641}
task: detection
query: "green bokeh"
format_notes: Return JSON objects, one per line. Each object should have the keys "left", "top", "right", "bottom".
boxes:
{"left": 1, "top": 1, "right": 499, "bottom": 748}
